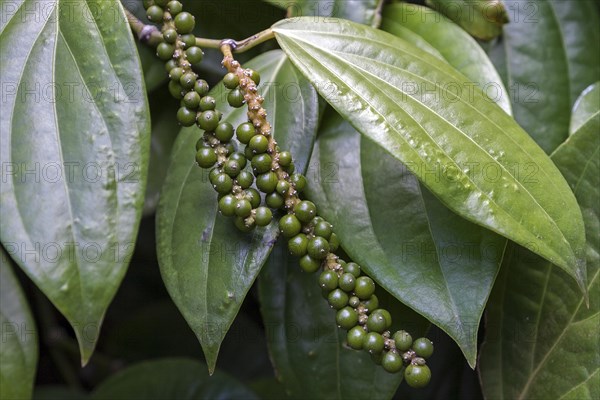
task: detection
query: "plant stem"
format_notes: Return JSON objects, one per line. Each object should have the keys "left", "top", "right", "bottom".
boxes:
{"left": 124, "top": 8, "right": 163, "bottom": 46}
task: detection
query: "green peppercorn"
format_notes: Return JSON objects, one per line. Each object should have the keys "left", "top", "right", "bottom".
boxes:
{"left": 271, "top": 181, "right": 287, "bottom": 196}
{"left": 393, "top": 330, "right": 413, "bottom": 352}
{"left": 194, "top": 80, "right": 209, "bottom": 96}
{"left": 236, "top": 171, "right": 254, "bottom": 189}
{"left": 354, "top": 276, "right": 375, "bottom": 300}
{"left": 168, "top": 80, "right": 184, "bottom": 99}
{"left": 256, "top": 172, "right": 278, "bottom": 193}
{"left": 146, "top": 5, "right": 164, "bottom": 22}
{"left": 345, "top": 262, "right": 361, "bottom": 278}
{"left": 180, "top": 72, "right": 196, "bottom": 90}
{"left": 213, "top": 173, "right": 233, "bottom": 194}
{"left": 223, "top": 142, "right": 234, "bottom": 156}
{"left": 223, "top": 72, "right": 239, "bottom": 89}
{"left": 224, "top": 159, "right": 243, "bottom": 177}
{"left": 248, "top": 69, "right": 261, "bottom": 85}
{"left": 195, "top": 138, "right": 208, "bottom": 151}
{"left": 165, "top": 59, "right": 178, "bottom": 72}
{"left": 299, "top": 255, "right": 321, "bottom": 273}
{"left": 199, "top": 96, "right": 216, "bottom": 111}
{"left": 288, "top": 234, "right": 308, "bottom": 257}
{"left": 338, "top": 273, "right": 356, "bottom": 292}
{"left": 328, "top": 289, "right": 349, "bottom": 310}
{"left": 236, "top": 122, "right": 255, "bottom": 144}
{"left": 404, "top": 364, "right": 431, "bottom": 388}
{"left": 364, "top": 332, "right": 385, "bottom": 353}
{"left": 195, "top": 147, "right": 217, "bottom": 168}
{"left": 374, "top": 309, "right": 392, "bottom": 329}
{"left": 186, "top": 46, "right": 204, "bottom": 65}
{"left": 329, "top": 233, "right": 340, "bottom": 251}
{"left": 143, "top": 0, "right": 155, "bottom": 9}
{"left": 314, "top": 221, "right": 332, "bottom": 240}
{"left": 183, "top": 91, "right": 201, "bottom": 109}
{"left": 244, "top": 188, "right": 261, "bottom": 209}
{"left": 180, "top": 33, "right": 196, "bottom": 48}
{"left": 166, "top": 0, "right": 182, "bottom": 14}
{"left": 177, "top": 107, "right": 196, "bottom": 127}
{"left": 265, "top": 192, "right": 284, "bottom": 209}
{"left": 362, "top": 294, "right": 379, "bottom": 311}
{"left": 347, "top": 326, "right": 366, "bottom": 350}
{"left": 255, "top": 207, "right": 273, "bottom": 227}
{"left": 244, "top": 145, "right": 254, "bottom": 160}
{"left": 348, "top": 295, "right": 360, "bottom": 308}
{"left": 290, "top": 173, "right": 306, "bottom": 192}
{"left": 307, "top": 236, "right": 330, "bottom": 260}
{"left": 169, "top": 67, "right": 184, "bottom": 81}
{"left": 229, "top": 152, "right": 246, "bottom": 168}
{"left": 382, "top": 351, "right": 403, "bottom": 373}
{"left": 336, "top": 307, "right": 358, "bottom": 330}
{"left": 163, "top": 28, "right": 178, "bottom": 44}
{"left": 412, "top": 338, "right": 434, "bottom": 359}
{"left": 367, "top": 311, "right": 388, "bottom": 333}
{"left": 251, "top": 154, "right": 272, "bottom": 174}
{"left": 208, "top": 168, "right": 220, "bottom": 185}
{"left": 234, "top": 199, "right": 252, "bottom": 218}
{"left": 318, "top": 270, "right": 338, "bottom": 291}
{"left": 285, "top": 162, "right": 296, "bottom": 174}
{"left": 198, "top": 110, "right": 219, "bottom": 131}
{"left": 213, "top": 123, "right": 233, "bottom": 142}
{"left": 234, "top": 216, "right": 255, "bottom": 233}
{"left": 218, "top": 194, "right": 236, "bottom": 216}
{"left": 156, "top": 42, "right": 174, "bottom": 60}
{"left": 228, "top": 88, "right": 245, "bottom": 108}
{"left": 174, "top": 11, "right": 195, "bottom": 34}
{"left": 249, "top": 135, "right": 269, "bottom": 154}
{"left": 294, "top": 200, "right": 317, "bottom": 223}
{"left": 279, "top": 214, "right": 301, "bottom": 237}
{"left": 278, "top": 151, "right": 292, "bottom": 167}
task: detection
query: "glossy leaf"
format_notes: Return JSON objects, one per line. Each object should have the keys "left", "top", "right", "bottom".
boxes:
{"left": 285, "top": 0, "right": 382, "bottom": 26}
{"left": 91, "top": 358, "right": 258, "bottom": 399}
{"left": 424, "top": 0, "right": 508, "bottom": 40}
{"left": 0, "top": 0, "right": 150, "bottom": 363}
{"left": 570, "top": 81, "right": 600, "bottom": 135}
{"left": 156, "top": 50, "right": 318, "bottom": 374}
{"left": 488, "top": 0, "right": 600, "bottom": 153}
{"left": 381, "top": 3, "right": 512, "bottom": 115}
{"left": 306, "top": 112, "right": 505, "bottom": 367}
{"left": 479, "top": 113, "right": 599, "bottom": 400}
{"left": 272, "top": 17, "right": 587, "bottom": 294}
{"left": 0, "top": 247, "right": 38, "bottom": 400}
{"left": 259, "top": 241, "right": 429, "bottom": 399}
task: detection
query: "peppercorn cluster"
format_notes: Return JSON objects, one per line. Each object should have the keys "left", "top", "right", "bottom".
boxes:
{"left": 143, "top": 0, "right": 433, "bottom": 387}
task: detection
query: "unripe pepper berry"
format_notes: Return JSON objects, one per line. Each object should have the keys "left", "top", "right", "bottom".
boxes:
{"left": 354, "top": 276, "right": 376, "bottom": 299}
{"left": 347, "top": 326, "right": 366, "bottom": 350}
{"left": 299, "top": 255, "right": 320, "bottom": 273}
{"left": 393, "top": 330, "right": 413, "bottom": 352}
{"left": 327, "top": 289, "right": 349, "bottom": 310}
{"left": 412, "top": 338, "right": 434, "bottom": 359}
{"left": 279, "top": 214, "right": 302, "bottom": 238}
{"left": 254, "top": 207, "right": 273, "bottom": 227}
{"left": 288, "top": 234, "right": 308, "bottom": 257}
{"left": 307, "top": 236, "right": 330, "bottom": 260}
{"left": 363, "top": 332, "right": 385, "bottom": 353}
{"left": 336, "top": 306, "right": 358, "bottom": 330}
{"left": 404, "top": 364, "right": 431, "bottom": 388}
{"left": 174, "top": 12, "right": 195, "bottom": 34}
{"left": 382, "top": 351, "right": 403, "bottom": 373}
{"left": 318, "top": 270, "right": 338, "bottom": 291}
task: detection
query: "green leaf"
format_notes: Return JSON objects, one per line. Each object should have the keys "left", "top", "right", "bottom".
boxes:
{"left": 1, "top": 247, "right": 38, "bottom": 400}
{"left": 488, "top": 0, "right": 600, "bottom": 153}
{"left": 91, "top": 358, "right": 259, "bottom": 399}
{"left": 479, "top": 113, "right": 599, "bottom": 400}
{"left": 0, "top": 0, "right": 150, "bottom": 363}
{"left": 258, "top": 241, "right": 429, "bottom": 399}
{"left": 285, "top": 0, "right": 383, "bottom": 26}
{"left": 424, "top": 0, "right": 508, "bottom": 40}
{"left": 381, "top": 2, "right": 512, "bottom": 115}
{"left": 306, "top": 112, "right": 505, "bottom": 367}
{"left": 272, "top": 17, "right": 587, "bottom": 294}
{"left": 156, "top": 50, "right": 318, "bottom": 374}
{"left": 570, "top": 81, "right": 600, "bottom": 135}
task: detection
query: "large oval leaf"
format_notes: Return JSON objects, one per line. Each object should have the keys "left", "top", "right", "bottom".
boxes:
{"left": 91, "top": 358, "right": 258, "bottom": 399}
{"left": 488, "top": 0, "right": 600, "bottom": 153}
{"left": 156, "top": 50, "right": 319, "bottom": 374}
{"left": 570, "top": 81, "right": 600, "bottom": 135}
{"left": 0, "top": 0, "right": 150, "bottom": 363}
{"left": 424, "top": 0, "right": 508, "bottom": 40}
{"left": 0, "top": 247, "right": 38, "bottom": 400}
{"left": 306, "top": 112, "right": 505, "bottom": 367}
{"left": 272, "top": 17, "right": 587, "bottom": 294}
{"left": 479, "top": 113, "right": 599, "bottom": 399}
{"left": 381, "top": 3, "right": 512, "bottom": 115}
{"left": 258, "top": 241, "right": 429, "bottom": 399}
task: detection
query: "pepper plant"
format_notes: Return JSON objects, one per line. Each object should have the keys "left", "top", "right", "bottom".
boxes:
{"left": 0, "top": 0, "right": 598, "bottom": 399}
